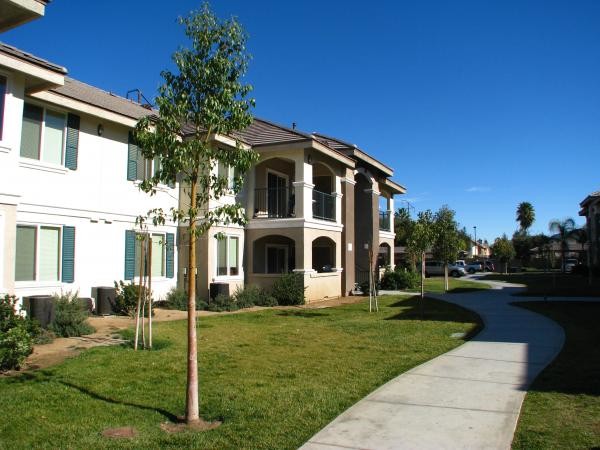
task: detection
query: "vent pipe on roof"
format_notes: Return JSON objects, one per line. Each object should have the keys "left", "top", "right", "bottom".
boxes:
{"left": 292, "top": 122, "right": 296, "bottom": 130}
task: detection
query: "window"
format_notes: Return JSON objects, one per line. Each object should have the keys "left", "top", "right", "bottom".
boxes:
{"left": 0, "top": 75, "right": 6, "bottom": 141}
{"left": 20, "top": 103, "right": 66, "bottom": 164}
{"left": 218, "top": 161, "right": 235, "bottom": 190}
{"left": 134, "top": 233, "right": 165, "bottom": 277}
{"left": 15, "top": 225, "right": 61, "bottom": 282}
{"left": 216, "top": 235, "right": 239, "bottom": 277}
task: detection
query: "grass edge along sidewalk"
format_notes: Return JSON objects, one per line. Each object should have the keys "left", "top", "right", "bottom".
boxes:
{"left": 0, "top": 295, "right": 481, "bottom": 449}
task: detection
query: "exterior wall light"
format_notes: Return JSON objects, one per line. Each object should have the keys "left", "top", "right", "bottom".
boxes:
{"left": 97, "top": 124, "right": 104, "bottom": 136}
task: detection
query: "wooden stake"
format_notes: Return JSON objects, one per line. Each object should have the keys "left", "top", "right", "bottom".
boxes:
{"left": 148, "top": 237, "right": 153, "bottom": 349}
{"left": 134, "top": 235, "right": 145, "bottom": 351}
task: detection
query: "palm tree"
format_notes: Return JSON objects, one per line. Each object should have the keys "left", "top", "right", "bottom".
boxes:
{"left": 516, "top": 202, "right": 535, "bottom": 233}
{"left": 548, "top": 218, "right": 576, "bottom": 272}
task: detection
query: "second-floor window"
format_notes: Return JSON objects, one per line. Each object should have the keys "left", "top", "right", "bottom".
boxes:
{"left": 217, "top": 161, "right": 235, "bottom": 190}
{"left": 20, "top": 103, "right": 66, "bottom": 165}
{"left": 0, "top": 75, "right": 6, "bottom": 141}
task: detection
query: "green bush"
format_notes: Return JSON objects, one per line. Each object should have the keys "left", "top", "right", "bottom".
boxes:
{"left": 114, "top": 281, "right": 152, "bottom": 317}
{"left": 380, "top": 269, "right": 420, "bottom": 290}
{"left": 233, "top": 285, "right": 277, "bottom": 308}
{"left": 271, "top": 273, "right": 305, "bottom": 305}
{"left": 0, "top": 294, "right": 38, "bottom": 371}
{"left": 207, "top": 294, "right": 237, "bottom": 312}
{"left": 49, "top": 292, "right": 95, "bottom": 338}
{"left": 0, "top": 326, "right": 33, "bottom": 371}
{"left": 163, "top": 288, "right": 207, "bottom": 311}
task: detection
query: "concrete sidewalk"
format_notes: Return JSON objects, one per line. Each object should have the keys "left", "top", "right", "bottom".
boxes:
{"left": 300, "top": 280, "right": 565, "bottom": 450}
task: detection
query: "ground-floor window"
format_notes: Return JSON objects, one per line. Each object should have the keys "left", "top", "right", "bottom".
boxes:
{"left": 217, "top": 235, "right": 239, "bottom": 276}
{"left": 15, "top": 225, "right": 61, "bottom": 281}
{"left": 134, "top": 233, "right": 166, "bottom": 277}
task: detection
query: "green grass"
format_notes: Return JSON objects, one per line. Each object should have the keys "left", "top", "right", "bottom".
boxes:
{"left": 0, "top": 296, "right": 480, "bottom": 449}
{"left": 481, "top": 272, "right": 600, "bottom": 297}
{"left": 405, "top": 277, "right": 491, "bottom": 294}
{"left": 512, "top": 301, "right": 600, "bottom": 450}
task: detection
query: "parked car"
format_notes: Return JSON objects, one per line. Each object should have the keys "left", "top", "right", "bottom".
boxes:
{"left": 424, "top": 261, "right": 466, "bottom": 278}
{"left": 563, "top": 258, "right": 579, "bottom": 273}
{"left": 455, "top": 260, "right": 483, "bottom": 274}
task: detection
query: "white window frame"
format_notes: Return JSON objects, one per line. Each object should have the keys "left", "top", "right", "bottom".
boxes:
{"left": 20, "top": 101, "right": 68, "bottom": 167}
{"left": 133, "top": 232, "right": 167, "bottom": 280}
{"left": 0, "top": 212, "right": 4, "bottom": 292}
{"left": 265, "top": 244, "right": 288, "bottom": 274}
{"left": 14, "top": 223, "right": 62, "bottom": 285}
{"left": 217, "top": 158, "right": 235, "bottom": 192}
{"left": 214, "top": 234, "right": 241, "bottom": 279}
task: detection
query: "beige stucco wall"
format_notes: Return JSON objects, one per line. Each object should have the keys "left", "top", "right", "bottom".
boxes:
{"left": 245, "top": 225, "right": 343, "bottom": 302}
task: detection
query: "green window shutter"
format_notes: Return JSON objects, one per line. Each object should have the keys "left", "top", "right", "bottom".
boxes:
{"left": 124, "top": 230, "right": 136, "bottom": 280}
{"left": 61, "top": 226, "right": 75, "bottom": 283}
{"left": 166, "top": 233, "right": 175, "bottom": 278}
{"left": 127, "top": 131, "right": 138, "bottom": 181}
{"left": 65, "top": 114, "right": 80, "bottom": 170}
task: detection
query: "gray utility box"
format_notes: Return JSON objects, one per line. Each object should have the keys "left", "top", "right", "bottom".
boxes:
{"left": 94, "top": 287, "right": 116, "bottom": 315}
{"left": 209, "top": 283, "right": 229, "bottom": 301}
{"left": 23, "top": 295, "right": 54, "bottom": 328}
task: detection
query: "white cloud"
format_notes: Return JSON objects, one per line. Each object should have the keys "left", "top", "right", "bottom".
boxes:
{"left": 465, "top": 186, "right": 491, "bottom": 193}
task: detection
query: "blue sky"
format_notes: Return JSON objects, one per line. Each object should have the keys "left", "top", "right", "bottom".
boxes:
{"left": 4, "top": 0, "right": 599, "bottom": 242}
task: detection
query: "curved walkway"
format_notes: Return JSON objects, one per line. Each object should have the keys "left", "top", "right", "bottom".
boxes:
{"left": 300, "top": 280, "right": 565, "bottom": 450}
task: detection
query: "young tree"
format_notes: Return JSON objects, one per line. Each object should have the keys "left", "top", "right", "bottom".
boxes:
{"left": 432, "top": 206, "right": 460, "bottom": 291}
{"left": 549, "top": 218, "right": 576, "bottom": 273}
{"left": 134, "top": 4, "right": 258, "bottom": 425}
{"left": 491, "top": 234, "right": 515, "bottom": 274}
{"left": 516, "top": 202, "right": 535, "bottom": 234}
{"left": 394, "top": 207, "right": 415, "bottom": 269}
{"left": 407, "top": 210, "right": 436, "bottom": 315}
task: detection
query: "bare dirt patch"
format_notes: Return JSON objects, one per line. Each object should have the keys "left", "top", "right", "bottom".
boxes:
{"left": 160, "top": 418, "right": 221, "bottom": 433}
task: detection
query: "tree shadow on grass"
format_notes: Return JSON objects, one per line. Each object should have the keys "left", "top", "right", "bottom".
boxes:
{"left": 514, "top": 301, "right": 600, "bottom": 397}
{"left": 385, "top": 295, "right": 482, "bottom": 327}
{"left": 4, "top": 369, "right": 179, "bottom": 422}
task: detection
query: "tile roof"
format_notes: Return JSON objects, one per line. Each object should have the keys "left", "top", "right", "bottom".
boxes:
{"left": 50, "top": 77, "right": 157, "bottom": 120}
{"left": 0, "top": 41, "right": 66, "bottom": 74}
{"left": 236, "top": 118, "right": 311, "bottom": 146}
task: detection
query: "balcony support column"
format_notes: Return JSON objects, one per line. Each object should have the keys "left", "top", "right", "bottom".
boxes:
{"left": 293, "top": 152, "right": 313, "bottom": 219}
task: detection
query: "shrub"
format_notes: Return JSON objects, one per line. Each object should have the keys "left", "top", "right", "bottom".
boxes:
{"left": 380, "top": 269, "right": 420, "bottom": 290}
{"left": 271, "top": 273, "right": 305, "bottom": 306}
{"left": 233, "top": 285, "right": 278, "bottom": 308}
{"left": 0, "top": 326, "right": 33, "bottom": 371}
{"left": 165, "top": 288, "right": 189, "bottom": 310}
{"left": 114, "top": 281, "right": 152, "bottom": 317}
{"left": 49, "top": 292, "right": 95, "bottom": 338}
{"left": 207, "top": 294, "right": 237, "bottom": 312}
{"left": 0, "top": 294, "right": 38, "bottom": 371}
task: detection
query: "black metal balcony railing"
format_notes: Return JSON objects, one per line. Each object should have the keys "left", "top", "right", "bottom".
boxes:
{"left": 254, "top": 187, "right": 294, "bottom": 218}
{"left": 379, "top": 210, "right": 391, "bottom": 231}
{"left": 313, "top": 190, "right": 336, "bottom": 221}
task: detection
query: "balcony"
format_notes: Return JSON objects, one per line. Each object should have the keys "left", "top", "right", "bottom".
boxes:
{"left": 254, "top": 187, "right": 294, "bottom": 218}
{"left": 313, "top": 190, "right": 336, "bottom": 222}
{"left": 379, "top": 210, "right": 391, "bottom": 231}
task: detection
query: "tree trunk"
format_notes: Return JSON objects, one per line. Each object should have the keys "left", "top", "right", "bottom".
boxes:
{"left": 186, "top": 181, "right": 199, "bottom": 423}
{"left": 420, "top": 251, "right": 425, "bottom": 318}
{"left": 444, "top": 263, "right": 448, "bottom": 292}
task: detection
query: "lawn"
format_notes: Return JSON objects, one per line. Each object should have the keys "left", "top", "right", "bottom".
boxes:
{"left": 405, "top": 277, "right": 491, "bottom": 294}
{"left": 0, "top": 295, "right": 481, "bottom": 449}
{"left": 481, "top": 272, "right": 600, "bottom": 297}
{"left": 512, "top": 301, "right": 600, "bottom": 449}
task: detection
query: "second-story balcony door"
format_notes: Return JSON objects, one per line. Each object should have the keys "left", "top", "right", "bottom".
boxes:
{"left": 267, "top": 172, "right": 288, "bottom": 218}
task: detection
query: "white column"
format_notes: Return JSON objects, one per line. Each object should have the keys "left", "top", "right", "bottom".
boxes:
{"left": 388, "top": 196, "right": 394, "bottom": 232}
{"left": 293, "top": 153, "right": 313, "bottom": 219}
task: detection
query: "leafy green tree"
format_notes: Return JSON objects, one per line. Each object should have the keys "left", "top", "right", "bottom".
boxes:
{"left": 491, "top": 234, "right": 515, "bottom": 274}
{"left": 516, "top": 202, "right": 535, "bottom": 233}
{"left": 134, "top": 4, "right": 258, "bottom": 424}
{"left": 407, "top": 210, "right": 436, "bottom": 313}
{"left": 432, "top": 206, "right": 460, "bottom": 291}
{"left": 549, "top": 218, "right": 576, "bottom": 273}
{"left": 394, "top": 207, "right": 415, "bottom": 269}
{"left": 456, "top": 226, "right": 471, "bottom": 257}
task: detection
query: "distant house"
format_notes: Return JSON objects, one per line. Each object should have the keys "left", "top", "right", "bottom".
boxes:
{"left": 579, "top": 190, "right": 600, "bottom": 268}
{"left": 468, "top": 240, "right": 490, "bottom": 258}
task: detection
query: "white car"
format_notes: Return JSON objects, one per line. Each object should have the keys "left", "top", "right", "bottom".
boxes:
{"left": 424, "top": 261, "right": 466, "bottom": 278}
{"left": 563, "top": 258, "right": 579, "bottom": 273}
